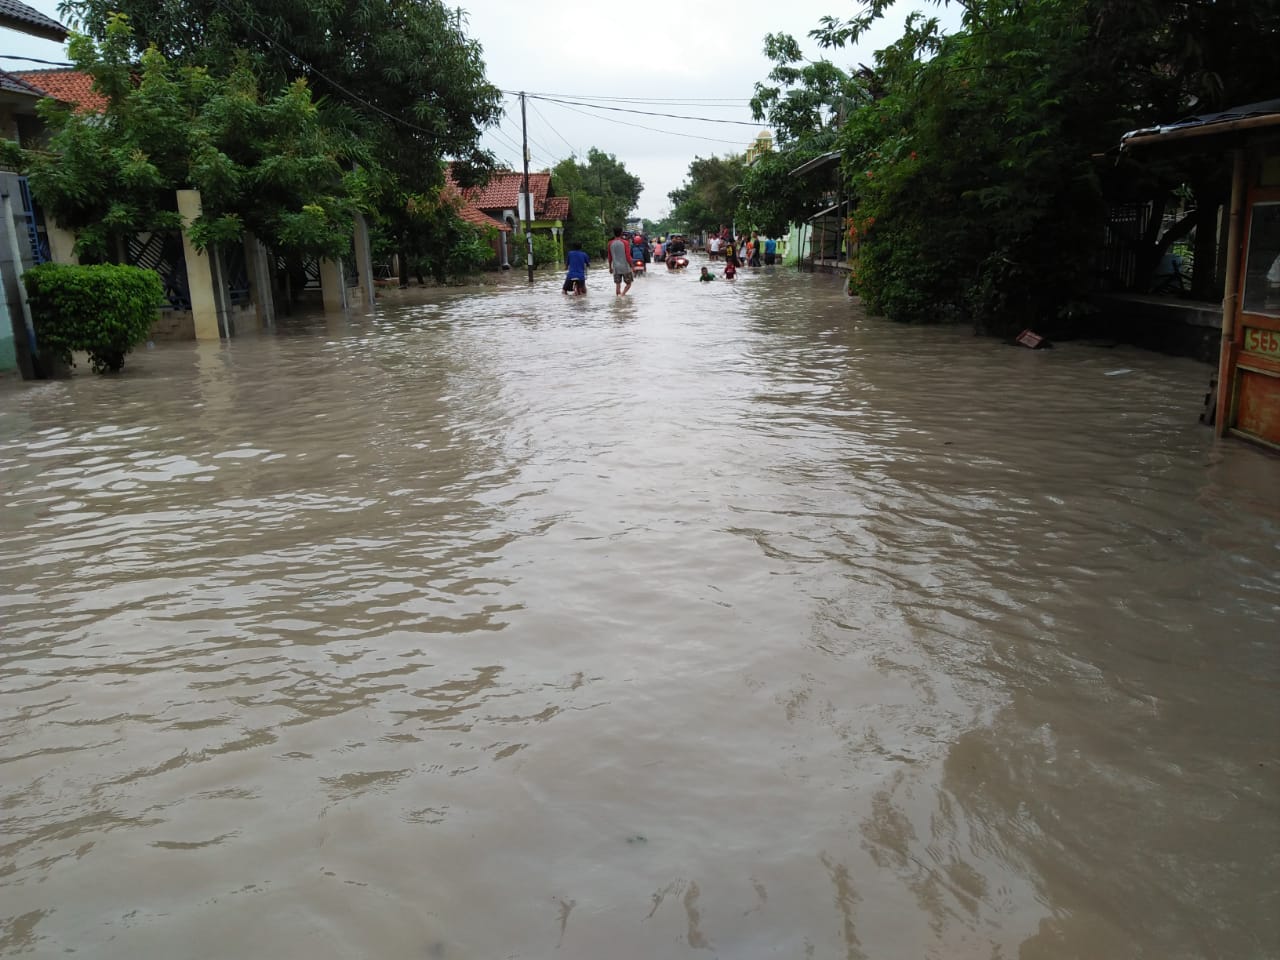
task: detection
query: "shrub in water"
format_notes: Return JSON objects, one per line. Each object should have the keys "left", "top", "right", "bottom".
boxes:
{"left": 23, "top": 264, "right": 164, "bottom": 374}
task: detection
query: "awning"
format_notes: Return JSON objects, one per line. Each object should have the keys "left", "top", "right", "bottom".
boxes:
{"left": 1121, "top": 99, "right": 1280, "bottom": 152}
{"left": 790, "top": 150, "right": 841, "bottom": 177}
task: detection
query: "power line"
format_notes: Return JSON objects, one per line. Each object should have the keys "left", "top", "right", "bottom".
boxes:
{"left": 520, "top": 93, "right": 764, "bottom": 127}
{"left": 529, "top": 98, "right": 578, "bottom": 157}
{"left": 537, "top": 97, "right": 750, "bottom": 146}
{"left": 521, "top": 91, "right": 753, "bottom": 105}
{"left": 0, "top": 55, "right": 76, "bottom": 66}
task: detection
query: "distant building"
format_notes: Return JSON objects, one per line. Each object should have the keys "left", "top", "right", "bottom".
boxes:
{"left": 0, "top": 0, "right": 70, "bottom": 375}
{"left": 444, "top": 167, "right": 570, "bottom": 268}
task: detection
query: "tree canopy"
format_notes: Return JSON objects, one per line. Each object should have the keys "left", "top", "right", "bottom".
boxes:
{"left": 552, "top": 149, "right": 643, "bottom": 252}
{"left": 56, "top": 0, "right": 504, "bottom": 278}
{"left": 737, "top": 0, "right": 1280, "bottom": 335}
{"left": 29, "top": 15, "right": 363, "bottom": 261}
{"left": 668, "top": 154, "right": 746, "bottom": 235}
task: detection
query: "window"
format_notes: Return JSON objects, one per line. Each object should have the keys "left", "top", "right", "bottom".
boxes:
{"left": 1241, "top": 201, "right": 1280, "bottom": 317}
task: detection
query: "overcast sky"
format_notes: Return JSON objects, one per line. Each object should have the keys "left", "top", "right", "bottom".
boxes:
{"left": 4, "top": 0, "right": 960, "bottom": 219}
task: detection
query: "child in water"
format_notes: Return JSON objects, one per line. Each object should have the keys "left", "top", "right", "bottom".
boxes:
{"left": 723, "top": 261, "right": 737, "bottom": 279}
{"left": 699, "top": 267, "right": 715, "bottom": 281}
{"left": 562, "top": 241, "right": 589, "bottom": 295}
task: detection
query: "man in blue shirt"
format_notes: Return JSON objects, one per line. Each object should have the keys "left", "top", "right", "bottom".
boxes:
{"left": 763, "top": 236, "right": 778, "bottom": 266}
{"left": 563, "top": 242, "right": 590, "bottom": 294}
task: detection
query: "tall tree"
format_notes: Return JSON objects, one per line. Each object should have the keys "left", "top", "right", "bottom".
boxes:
{"left": 29, "top": 14, "right": 363, "bottom": 262}
{"left": 804, "top": 0, "right": 1279, "bottom": 333}
{"left": 60, "top": 0, "right": 504, "bottom": 274}
{"left": 668, "top": 154, "right": 745, "bottom": 234}
{"left": 552, "top": 149, "right": 643, "bottom": 253}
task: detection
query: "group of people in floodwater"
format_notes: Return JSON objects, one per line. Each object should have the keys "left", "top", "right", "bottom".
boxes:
{"left": 562, "top": 226, "right": 780, "bottom": 297}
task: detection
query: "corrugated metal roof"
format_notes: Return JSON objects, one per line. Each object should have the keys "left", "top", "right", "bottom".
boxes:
{"left": 1122, "top": 98, "right": 1280, "bottom": 149}
{"left": 0, "top": 0, "right": 67, "bottom": 42}
{"left": 790, "top": 150, "right": 841, "bottom": 177}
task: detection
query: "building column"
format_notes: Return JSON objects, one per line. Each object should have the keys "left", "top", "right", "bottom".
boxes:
{"left": 176, "top": 189, "right": 222, "bottom": 340}
{"left": 46, "top": 218, "right": 78, "bottom": 264}
{"left": 319, "top": 258, "right": 347, "bottom": 313}
{"left": 352, "top": 214, "right": 376, "bottom": 310}
{"left": 245, "top": 233, "right": 274, "bottom": 328}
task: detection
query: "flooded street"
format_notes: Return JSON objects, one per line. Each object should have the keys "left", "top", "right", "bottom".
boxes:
{"left": 2, "top": 262, "right": 1277, "bottom": 958}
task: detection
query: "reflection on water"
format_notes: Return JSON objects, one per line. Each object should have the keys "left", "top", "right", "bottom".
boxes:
{"left": 2, "top": 265, "right": 1277, "bottom": 958}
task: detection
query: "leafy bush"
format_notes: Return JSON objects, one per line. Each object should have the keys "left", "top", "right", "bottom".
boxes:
{"left": 530, "top": 232, "right": 560, "bottom": 271}
{"left": 23, "top": 263, "right": 164, "bottom": 373}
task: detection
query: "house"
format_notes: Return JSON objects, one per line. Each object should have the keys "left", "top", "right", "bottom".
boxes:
{"left": 1122, "top": 98, "right": 1280, "bottom": 451}
{"left": 446, "top": 166, "right": 570, "bottom": 268}
{"left": 10, "top": 68, "right": 107, "bottom": 118}
{"left": 0, "top": 0, "right": 68, "bottom": 376}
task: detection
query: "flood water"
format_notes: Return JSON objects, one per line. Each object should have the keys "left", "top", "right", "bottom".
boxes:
{"left": 2, "top": 261, "right": 1277, "bottom": 959}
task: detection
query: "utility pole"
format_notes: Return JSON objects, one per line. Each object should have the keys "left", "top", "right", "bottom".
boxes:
{"left": 520, "top": 91, "right": 534, "bottom": 282}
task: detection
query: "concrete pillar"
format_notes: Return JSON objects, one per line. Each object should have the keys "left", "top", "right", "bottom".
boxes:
{"left": 46, "top": 218, "right": 78, "bottom": 264}
{"left": 319, "top": 258, "right": 347, "bottom": 313}
{"left": 176, "top": 189, "right": 222, "bottom": 340}
{"left": 245, "top": 234, "right": 274, "bottom": 328}
{"left": 352, "top": 214, "right": 376, "bottom": 310}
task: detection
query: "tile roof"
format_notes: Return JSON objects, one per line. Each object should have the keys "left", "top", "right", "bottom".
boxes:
{"left": 10, "top": 69, "right": 108, "bottom": 114}
{"left": 443, "top": 166, "right": 569, "bottom": 225}
{"left": 0, "top": 68, "right": 45, "bottom": 99}
{"left": 542, "top": 196, "right": 570, "bottom": 221}
{"left": 0, "top": 0, "right": 67, "bottom": 42}
{"left": 466, "top": 170, "right": 551, "bottom": 212}
{"left": 441, "top": 182, "right": 512, "bottom": 232}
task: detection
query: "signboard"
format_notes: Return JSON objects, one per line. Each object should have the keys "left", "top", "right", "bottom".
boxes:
{"left": 1243, "top": 325, "right": 1280, "bottom": 360}
{"left": 517, "top": 193, "right": 533, "bottom": 222}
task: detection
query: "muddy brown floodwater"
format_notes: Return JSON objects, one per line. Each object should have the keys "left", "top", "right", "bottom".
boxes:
{"left": 1, "top": 263, "right": 1277, "bottom": 959}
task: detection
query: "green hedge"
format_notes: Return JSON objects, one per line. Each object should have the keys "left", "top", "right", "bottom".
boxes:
{"left": 23, "top": 263, "right": 165, "bottom": 374}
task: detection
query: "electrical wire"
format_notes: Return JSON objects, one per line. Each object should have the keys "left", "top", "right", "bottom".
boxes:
{"left": 520, "top": 93, "right": 763, "bottom": 127}
{"left": 536, "top": 97, "right": 750, "bottom": 146}
{"left": 0, "top": 55, "right": 76, "bottom": 66}
{"left": 520, "top": 91, "right": 753, "bottom": 105}
{"left": 208, "top": 0, "right": 458, "bottom": 139}
{"left": 528, "top": 98, "right": 579, "bottom": 157}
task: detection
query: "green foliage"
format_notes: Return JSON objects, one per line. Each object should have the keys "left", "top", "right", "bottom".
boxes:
{"left": 24, "top": 262, "right": 164, "bottom": 373}
{"left": 529, "top": 232, "right": 560, "bottom": 270}
{"left": 668, "top": 154, "right": 746, "bottom": 234}
{"left": 58, "top": 0, "right": 502, "bottom": 276}
{"left": 805, "top": 0, "right": 1280, "bottom": 333}
{"left": 737, "top": 144, "right": 836, "bottom": 237}
{"left": 29, "top": 15, "right": 361, "bottom": 261}
{"left": 398, "top": 192, "right": 497, "bottom": 282}
{"left": 553, "top": 150, "right": 643, "bottom": 254}
{"left": 749, "top": 33, "right": 867, "bottom": 147}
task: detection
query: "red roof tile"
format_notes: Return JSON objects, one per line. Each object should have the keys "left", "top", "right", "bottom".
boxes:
{"left": 441, "top": 182, "right": 512, "bottom": 232}
{"left": 542, "top": 196, "right": 570, "bottom": 220}
{"left": 466, "top": 170, "right": 550, "bottom": 212}
{"left": 444, "top": 165, "right": 568, "bottom": 221}
{"left": 11, "top": 69, "right": 108, "bottom": 114}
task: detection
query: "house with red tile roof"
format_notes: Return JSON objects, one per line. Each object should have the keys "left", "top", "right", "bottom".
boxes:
{"left": 445, "top": 165, "right": 571, "bottom": 268}
{"left": 11, "top": 69, "right": 107, "bottom": 116}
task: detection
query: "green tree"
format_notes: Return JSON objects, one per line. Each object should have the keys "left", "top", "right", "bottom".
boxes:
{"left": 668, "top": 154, "right": 746, "bottom": 235}
{"left": 28, "top": 15, "right": 363, "bottom": 262}
{"left": 812, "top": 0, "right": 1279, "bottom": 332}
{"left": 553, "top": 149, "right": 643, "bottom": 254}
{"left": 60, "top": 0, "right": 505, "bottom": 276}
